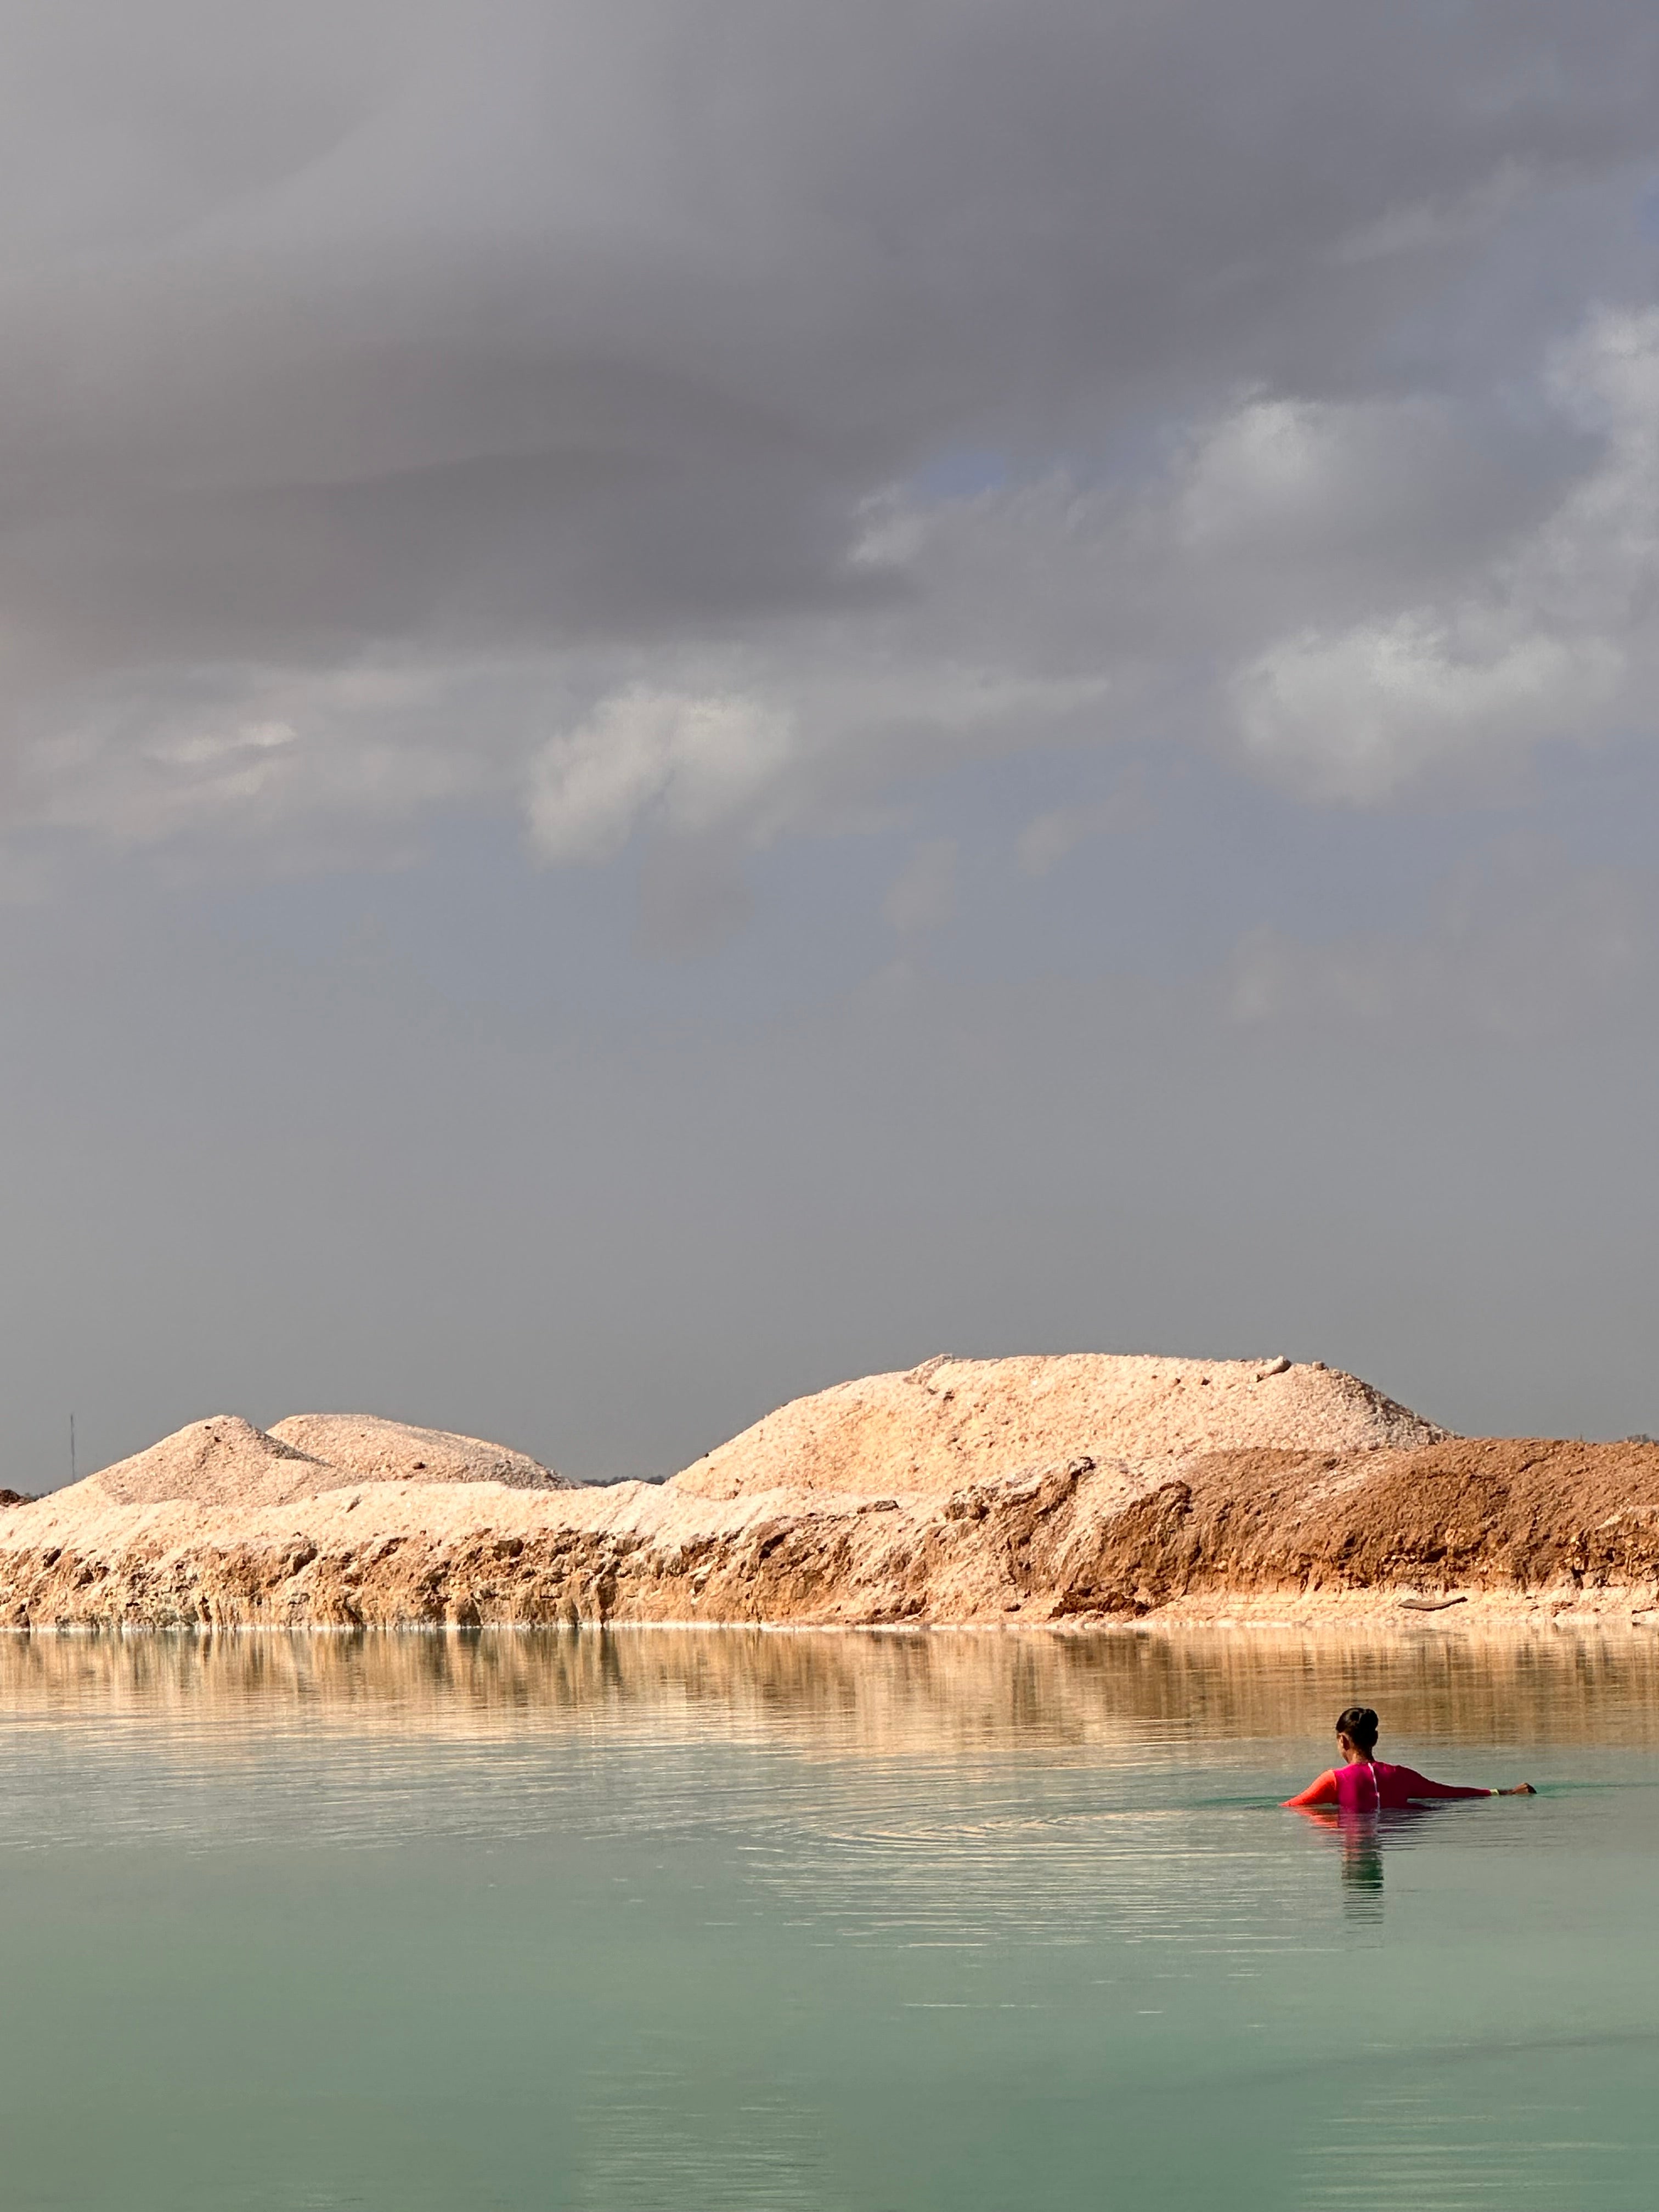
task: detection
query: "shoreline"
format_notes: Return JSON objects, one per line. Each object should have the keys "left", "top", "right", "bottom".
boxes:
{"left": 7, "top": 1444, "right": 1659, "bottom": 1633}
{"left": 3, "top": 1587, "right": 1658, "bottom": 1635}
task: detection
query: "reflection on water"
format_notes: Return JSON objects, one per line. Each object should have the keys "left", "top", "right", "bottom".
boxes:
{"left": 1293, "top": 1805, "right": 1446, "bottom": 1921}
{"left": 0, "top": 1627, "right": 1655, "bottom": 2212}
{"left": 5, "top": 1621, "right": 1659, "bottom": 1749}
{"left": 1339, "top": 1813, "right": 1387, "bottom": 1909}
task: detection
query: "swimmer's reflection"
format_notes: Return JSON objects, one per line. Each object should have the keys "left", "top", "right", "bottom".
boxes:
{"left": 1293, "top": 1805, "right": 1436, "bottom": 1917}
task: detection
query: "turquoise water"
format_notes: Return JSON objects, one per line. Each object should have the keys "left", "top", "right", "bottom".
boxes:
{"left": 1, "top": 1628, "right": 1656, "bottom": 2211}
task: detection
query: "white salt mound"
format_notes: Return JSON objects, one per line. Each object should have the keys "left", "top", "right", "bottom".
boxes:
{"left": 669, "top": 1352, "right": 1448, "bottom": 1500}
{"left": 84, "top": 1415, "right": 332, "bottom": 1509}
{"left": 268, "top": 1414, "right": 566, "bottom": 1492}
{"left": 72, "top": 1412, "right": 564, "bottom": 1511}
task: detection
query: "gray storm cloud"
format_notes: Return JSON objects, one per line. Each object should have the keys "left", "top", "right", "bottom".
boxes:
{"left": 9, "top": 0, "right": 1659, "bottom": 1486}
{"left": 0, "top": 0, "right": 1656, "bottom": 867}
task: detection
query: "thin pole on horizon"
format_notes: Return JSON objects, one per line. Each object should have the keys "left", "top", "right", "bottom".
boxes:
{"left": 70, "top": 1413, "right": 75, "bottom": 1485}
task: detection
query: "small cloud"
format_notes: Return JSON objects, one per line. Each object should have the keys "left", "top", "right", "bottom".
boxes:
{"left": 146, "top": 719, "right": 297, "bottom": 769}
{"left": 526, "top": 686, "right": 794, "bottom": 864}
{"left": 1232, "top": 613, "right": 1622, "bottom": 802}
{"left": 633, "top": 838, "right": 755, "bottom": 960}
{"left": 1329, "top": 162, "right": 1532, "bottom": 266}
{"left": 1016, "top": 768, "right": 1152, "bottom": 875}
{"left": 1228, "top": 844, "right": 1653, "bottom": 1036}
{"left": 883, "top": 837, "right": 958, "bottom": 934}
{"left": 1015, "top": 810, "right": 1085, "bottom": 877}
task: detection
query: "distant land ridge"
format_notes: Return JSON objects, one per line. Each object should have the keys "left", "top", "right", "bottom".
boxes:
{"left": 3, "top": 1358, "right": 1658, "bottom": 1630}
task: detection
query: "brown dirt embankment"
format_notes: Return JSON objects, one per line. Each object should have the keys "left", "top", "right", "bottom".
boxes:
{"left": 1061, "top": 1436, "right": 1659, "bottom": 1610}
{"left": 3, "top": 1432, "right": 1659, "bottom": 1631}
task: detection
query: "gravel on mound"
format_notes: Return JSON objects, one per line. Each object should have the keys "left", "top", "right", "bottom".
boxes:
{"left": 267, "top": 1414, "right": 565, "bottom": 1490}
{"left": 670, "top": 1352, "right": 1447, "bottom": 1499}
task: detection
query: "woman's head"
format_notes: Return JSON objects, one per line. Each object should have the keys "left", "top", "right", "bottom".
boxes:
{"left": 1336, "top": 1706, "right": 1379, "bottom": 1755}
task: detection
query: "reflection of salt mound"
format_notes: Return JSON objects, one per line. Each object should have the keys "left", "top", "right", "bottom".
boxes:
{"left": 268, "top": 1415, "right": 566, "bottom": 1492}
{"left": 671, "top": 1353, "right": 1448, "bottom": 1499}
{"left": 79, "top": 1412, "right": 564, "bottom": 1510}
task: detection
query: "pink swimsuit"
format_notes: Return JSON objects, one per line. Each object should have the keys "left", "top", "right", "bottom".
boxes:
{"left": 1284, "top": 1758, "right": 1494, "bottom": 1812}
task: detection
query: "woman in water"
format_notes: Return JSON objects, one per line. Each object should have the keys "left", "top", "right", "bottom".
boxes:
{"left": 1284, "top": 1706, "right": 1535, "bottom": 1810}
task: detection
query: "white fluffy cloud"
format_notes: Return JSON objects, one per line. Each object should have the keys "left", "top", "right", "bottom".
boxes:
{"left": 10, "top": 659, "right": 487, "bottom": 859}
{"left": 1225, "top": 311, "right": 1659, "bottom": 798}
{"left": 526, "top": 687, "right": 795, "bottom": 861}
{"left": 1232, "top": 616, "right": 1622, "bottom": 800}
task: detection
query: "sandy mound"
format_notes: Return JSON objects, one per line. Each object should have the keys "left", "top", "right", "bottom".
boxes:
{"left": 670, "top": 1352, "right": 1447, "bottom": 1499}
{"left": 268, "top": 1415, "right": 565, "bottom": 1491}
{"left": 83, "top": 1415, "right": 332, "bottom": 1509}
{"left": 72, "top": 1412, "right": 565, "bottom": 1512}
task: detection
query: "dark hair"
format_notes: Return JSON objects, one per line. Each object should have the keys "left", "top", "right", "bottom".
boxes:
{"left": 1336, "top": 1706, "right": 1379, "bottom": 1753}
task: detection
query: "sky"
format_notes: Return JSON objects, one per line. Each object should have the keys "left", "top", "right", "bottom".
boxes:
{"left": 4, "top": 0, "right": 1659, "bottom": 1487}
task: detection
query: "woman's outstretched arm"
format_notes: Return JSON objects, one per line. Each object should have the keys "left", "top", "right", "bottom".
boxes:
{"left": 1282, "top": 1769, "right": 1340, "bottom": 1809}
{"left": 1396, "top": 1767, "right": 1533, "bottom": 1801}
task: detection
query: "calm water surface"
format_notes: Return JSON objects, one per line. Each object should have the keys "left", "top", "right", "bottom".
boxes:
{"left": 1, "top": 1627, "right": 1655, "bottom": 2211}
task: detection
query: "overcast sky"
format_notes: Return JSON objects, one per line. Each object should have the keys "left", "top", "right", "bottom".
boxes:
{"left": 4, "top": 0, "right": 1659, "bottom": 1486}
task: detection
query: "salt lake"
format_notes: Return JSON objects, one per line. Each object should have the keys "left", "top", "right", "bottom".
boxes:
{"left": 1, "top": 1627, "right": 1654, "bottom": 2210}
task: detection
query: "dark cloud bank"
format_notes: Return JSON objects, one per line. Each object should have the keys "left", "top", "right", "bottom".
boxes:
{"left": 2, "top": 0, "right": 1657, "bottom": 1483}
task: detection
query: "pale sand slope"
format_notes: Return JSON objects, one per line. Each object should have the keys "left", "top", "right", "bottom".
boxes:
{"left": 53, "top": 1412, "right": 564, "bottom": 1514}
{"left": 670, "top": 1353, "right": 1446, "bottom": 1499}
{"left": 268, "top": 1415, "right": 566, "bottom": 1492}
